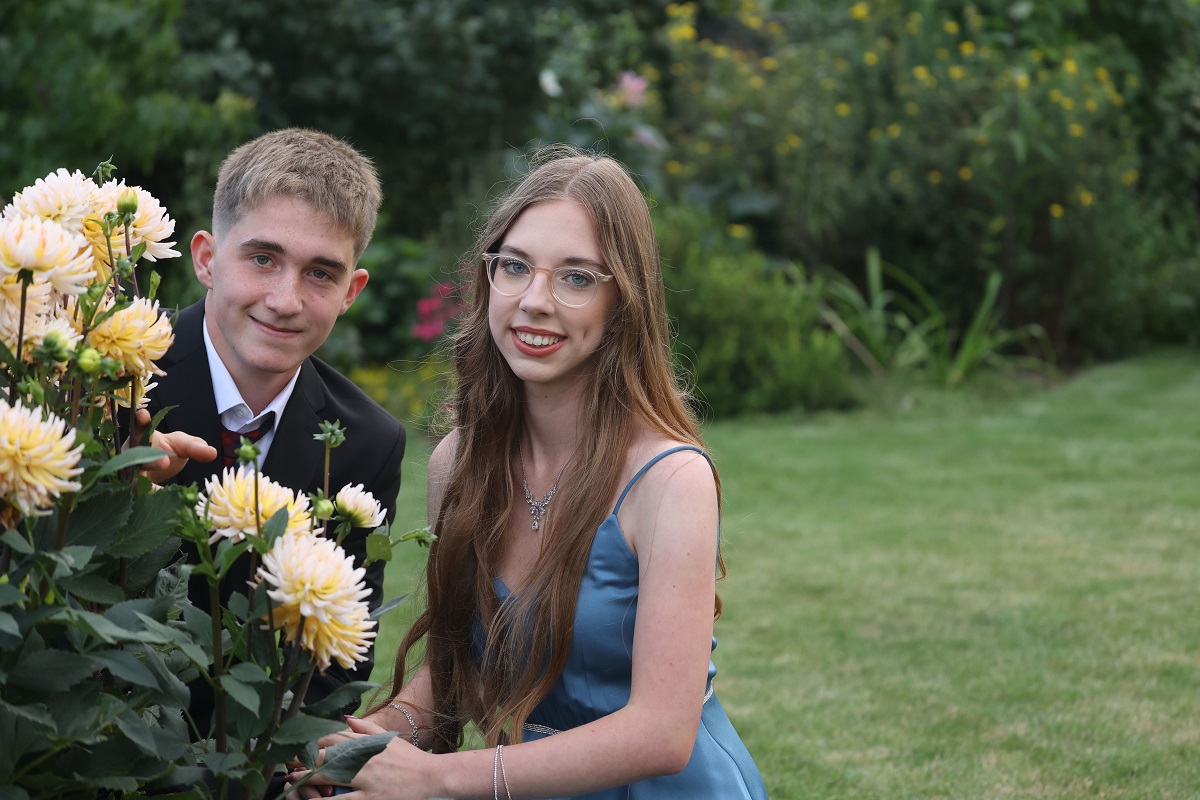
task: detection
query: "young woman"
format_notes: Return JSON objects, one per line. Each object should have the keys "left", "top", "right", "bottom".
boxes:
{"left": 291, "top": 147, "right": 767, "bottom": 799}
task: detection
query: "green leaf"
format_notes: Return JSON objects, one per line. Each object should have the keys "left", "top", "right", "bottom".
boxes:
{"left": 124, "top": 535, "right": 183, "bottom": 595}
{"left": 199, "top": 750, "right": 248, "bottom": 777}
{"left": 0, "top": 785, "right": 31, "bottom": 800}
{"left": 0, "top": 699, "right": 56, "bottom": 732}
{"left": 0, "top": 611, "right": 18, "bottom": 637}
{"left": 260, "top": 505, "right": 290, "bottom": 546}
{"left": 59, "top": 573, "right": 124, "bottom": 604}
{"left": 364, "top": 531, "right": 393, "bottom": 565}
{"left": 134, "top": 612, "right": 207, "bottom": 666}
{"left": 0, "top": 582, "right": 27, "bottom": 608}
{"left": 82, "top": 445, "right": 169, "bottom": 489}
{"left": 117, "top": 711, "right": 188, "bottom": 760}
{"left": 228, "top": 661, "right": 270, "bottom": 683}
{"left": 1, "top": 529, "right": 34, "bottom": 555}
{"left": 369, "top": 594, "right": 408, "bottom": 621}
{"left": 109, "top": 487, "right": 187, "bottom": 558}
{"left": 317, "top": 731, "right": 397, "bottom": 783}
{"left": 50, "top": 607, "right": 138, "bottom": 644}
{"left": 104, "top": 596, "right": 169, "bottom": 630}
{"left": 220, "top": 673, "right": 260, "bottom": 715}
{"left": 272, "top": 712, "right": 347, "bottom": 745}
{"left": 64, "top": 484, "right": 131, "bottom": 550}
{"left": 7, "top": 650, "right": 96, "bottom": 692}
{"left": 141, "top": 645, "right": 190, "bottom": 708}
{"left": 90, "top": 649, "right": 159, "bottom": 688}
{"left": 302, "top": 680, "right": 378, "bottom": 718}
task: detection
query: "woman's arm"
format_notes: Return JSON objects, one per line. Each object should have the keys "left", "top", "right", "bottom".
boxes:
{"left": 301, "top": 447, "right": 721, "bottom": 799}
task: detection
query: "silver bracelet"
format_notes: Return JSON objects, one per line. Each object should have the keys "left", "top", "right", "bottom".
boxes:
{"left": 493, "top": 744, "right": 512, "bottom": 800}
{"left": 387, "top": 702, "right": 421, "bottom": 751}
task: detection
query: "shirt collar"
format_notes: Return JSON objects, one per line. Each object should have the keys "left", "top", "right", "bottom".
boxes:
{"left": 202, "top": 316, "right": 301, "bottom": 435}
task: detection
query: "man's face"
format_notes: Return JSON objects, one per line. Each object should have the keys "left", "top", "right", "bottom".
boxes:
{"left": 192, "top": 195, "right": 367, "bottom": 401}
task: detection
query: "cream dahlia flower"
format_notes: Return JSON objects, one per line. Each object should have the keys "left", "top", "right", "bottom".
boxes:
{"left": 5, "top": 169, "right": 96, "bottom": 233}
{"left": 257, "top": 532, "right": 377, "bottom": 671}
{"left": 0, "top": 401, "right": 84, "bottom": 517}
{"left": 0, "top": 276, "right": 53, "bottom": 358}
{"left": 196, "top": 466, "right": 313, "bottom": 544}
{"left": 86, "top": 297, "right": 173, "bottom": 377}
{"left": 0, "top": 215, "right": 94, "bottom": 296}
{"left": 89, "top": 180, "right": 180, "bottom": 262}
{"left": 333, "top": 484, "right": 385, "bottom": 529}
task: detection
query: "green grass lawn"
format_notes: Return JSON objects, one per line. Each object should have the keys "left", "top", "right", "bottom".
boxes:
{"left": 371, "top": 350, "right": 1200, "bottom": 799}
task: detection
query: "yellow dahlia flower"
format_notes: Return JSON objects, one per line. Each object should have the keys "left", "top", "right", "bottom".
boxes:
{"left": 87, "top": 297, "right": 173, "bottom": 377}
{"left": 5, "top": 169, "right": 97, "bottom": 234}
{"left": 0, "top": 401, "right": 83, "bottom": 517}
{"left": 196, "top": 466, "right": 313, "bottom": 544}
{"left": 258, "top": 532, "right": 377, "bottom": 671}
{"left": 333, "top": 484, "right": 385, "bottom": 529}
{"left": 0, "top": 215, "right": 94, "bottom": 296}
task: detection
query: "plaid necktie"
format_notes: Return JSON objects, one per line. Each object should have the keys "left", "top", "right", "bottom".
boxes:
{"left": 219, "top": 412, "right": 275, "bottom": 468}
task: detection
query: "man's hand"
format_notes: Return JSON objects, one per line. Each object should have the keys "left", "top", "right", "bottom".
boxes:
{"left": 132, "top": 408, "right": 217, "bottom": 483}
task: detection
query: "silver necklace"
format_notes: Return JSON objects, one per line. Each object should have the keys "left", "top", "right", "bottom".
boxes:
{"left": 518, "top": 445, "right": 570, "bottom": 532}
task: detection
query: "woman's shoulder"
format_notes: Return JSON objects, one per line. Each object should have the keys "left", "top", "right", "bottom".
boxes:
{"left": 620, "top": 437, "right": 715, "bottom": 504}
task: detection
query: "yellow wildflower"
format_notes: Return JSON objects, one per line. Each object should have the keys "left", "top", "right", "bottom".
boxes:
{"left": 727, "top": 224, "right": 749, "bottom": 239}
{"left": 913, "top": 65, "right": 931, "bottom": 82}
{"left": 1095, "top": 67, "right": 1110, "bottom": 83}
{"left": 836, "top": 102, "right": 852, "bottom": 117}
{"left": 1063, "top": 58, "right": 1078, "bottom": 75}
{"left": 1121, "top": 169, "right": 1139, "bottom": 186}
{"left": 258, "top": 531, "right": 377, "bottom": 672}
{"left": 743, "top": 14, "right": 763, "bottom": 29}
{"left": 760, "top": 56, "right": 778, "bottom": 71}
{"left": 906, "top": 101, "right": 920, "bottom": 116}
{"left": 949, "top": 66, "right": 966, "bottom": 81}
{"left": 713, "top": 44, "right": 730, "bottom": 59}
{"left": 1015, "top": 73, "right": 1031, "bottom": 89}
{"left": 668, "top": 24, "right": 697, "bottom": 42}
{"left": 849, "top": 2, "right": 869, "bottom": 21}
{"left": 749, "top": 75, "right": 765, "bottom": 89}
{"left": 1086, "top": 98, "right": 1098, "bottom": 112}
{"left": 906, "top": 12, "right": 922, "bottom": 34}
{"left": 1049, "top": 89, "right": 1063, "bottom": 103}
{"left": 958, "top": 166, "right": 973, "bottom": 181}
{"left": 1049, "top": 203, "right": 1064, "bottom": 218}
{"left": 786, "top": 133, "right": 803, "bottom": 148}
{"left": 943, "top": 20, "right": 960, "bottom": 35}
{"left": 0, "top": 401, "right": 83, "bottom": 518}
{"left": 927, "top": 170, "right": 943, "bottom": 184}
{"left": 864, "top": 51, "right": 879, "bottom": 66}
{"left": 1077, "top": 187, "right": 1095, "bottom": 207}
{"left": 1068, "top": 123, "right": 1084, "bottom": 138}
{"left": 695, "top": 140, "right": 712, "bottom": 154}
{"left": 196, "top": 466, "right": 314, "bottom": 544}
{"left": 959, "top": 41, "right": 976, "bottom": 56}
{"left": 886, "top": 123, "right": 903, "bottom": 138}
{"left": 666, "top": 160, "right": 684, "bottom": 175}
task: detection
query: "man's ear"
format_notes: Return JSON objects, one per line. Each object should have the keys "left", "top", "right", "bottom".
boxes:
{"left": 191, "top": 231, "right": 217, "bottom": 289}
{"left": 340, "top": 269, "right": 369, "bottom": 314}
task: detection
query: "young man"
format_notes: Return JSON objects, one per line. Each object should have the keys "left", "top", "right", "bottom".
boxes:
{"left": 143, "top": 128, "right": 406, "bottom": 724}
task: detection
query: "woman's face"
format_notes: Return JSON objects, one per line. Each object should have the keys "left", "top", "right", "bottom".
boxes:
{"left": 487, "top": 199, "right": 619, "bottom": 396}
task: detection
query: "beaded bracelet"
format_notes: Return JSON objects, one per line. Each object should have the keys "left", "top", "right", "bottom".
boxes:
{"left": 387, "top": 702, "right": 421, "bottom": 751}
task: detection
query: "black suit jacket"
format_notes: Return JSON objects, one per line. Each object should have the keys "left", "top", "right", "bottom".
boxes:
{"left": 149, "top": 301, "right": 406, "bottom": 727}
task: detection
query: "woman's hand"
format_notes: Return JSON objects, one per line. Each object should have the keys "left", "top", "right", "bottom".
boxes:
{"left": 287, "top": 716, "right": 435, "bottom": 800}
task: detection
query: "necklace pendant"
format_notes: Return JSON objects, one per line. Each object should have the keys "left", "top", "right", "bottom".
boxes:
{"left": 532, "top": 517, "right": 540, "bottom": 531}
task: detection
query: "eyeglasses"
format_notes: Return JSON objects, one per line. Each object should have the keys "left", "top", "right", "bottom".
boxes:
{"left": 483, "top": 253, "right": 615, "bottom": 308}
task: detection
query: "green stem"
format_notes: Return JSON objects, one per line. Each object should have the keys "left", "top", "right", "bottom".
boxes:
{"left": 210, "top": 577, "right": 228, "bottom": 754}
{"left": 123, "top": 220, "right": 139, "bottom": 297}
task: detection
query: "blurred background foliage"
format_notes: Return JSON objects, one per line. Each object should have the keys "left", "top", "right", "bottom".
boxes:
{"left": 3, "top": 0, "right": 1198, "bottom": 422}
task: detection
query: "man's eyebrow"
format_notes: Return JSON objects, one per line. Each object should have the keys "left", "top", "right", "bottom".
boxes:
{"left": 240, "top": 238, "right": 348, "bottom": 274}
{"left": 498, "top": 244, "right": 607, "bottom": 272}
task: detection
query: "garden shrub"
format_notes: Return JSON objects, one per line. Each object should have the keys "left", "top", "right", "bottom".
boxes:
{"left": 656, "top": 202, "right": 852, "bottom": 417}
{"left": 644, "top": 0, "right": 1198, "bottom": 360}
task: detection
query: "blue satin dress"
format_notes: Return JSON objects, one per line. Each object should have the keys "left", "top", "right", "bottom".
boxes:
{"left": 494, "top": 446, "right": 768, "bottom": 799}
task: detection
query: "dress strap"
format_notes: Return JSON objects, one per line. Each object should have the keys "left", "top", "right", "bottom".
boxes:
{"left": 613, "top": 445, "right": 711, "bottom": 514}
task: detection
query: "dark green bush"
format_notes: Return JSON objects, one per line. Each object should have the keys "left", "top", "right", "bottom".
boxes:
{"left": 656, "top": 203, "right": 852, "bottom": 417}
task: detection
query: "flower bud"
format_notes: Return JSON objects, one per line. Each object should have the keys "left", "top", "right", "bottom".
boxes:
{"left": 117, "top": 186, "right": 139, "bottom": 216}
{"left": 41, "top": 329, "right": 72, "bottom": 362}
{"left": 313, "top": 497, "right": 335, "bottom": 521}
{"left": 77, "top": 347, "right": 102, "bottom": 374}
{"left": 235, "top": 439, "right": 261, "bottom": 465}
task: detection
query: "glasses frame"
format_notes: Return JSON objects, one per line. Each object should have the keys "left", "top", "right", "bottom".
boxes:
{"left": 482, "top": 252, "right": 615, "bottom": 308}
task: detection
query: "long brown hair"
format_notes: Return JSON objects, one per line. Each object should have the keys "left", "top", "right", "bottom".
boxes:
{"left": 381, "top": 146, "right": 723, "bottom": 752}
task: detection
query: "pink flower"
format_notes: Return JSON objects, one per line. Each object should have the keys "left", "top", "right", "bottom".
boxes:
{"left": 617, "top": 71, "right": 649, "bottom": 107}
{"left": 410, "top": 282, "right": 462, "bottom": 343}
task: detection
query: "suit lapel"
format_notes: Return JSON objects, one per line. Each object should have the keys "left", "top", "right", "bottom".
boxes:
{"left": 261, "top": 360, "right": 326, "bottom": 496}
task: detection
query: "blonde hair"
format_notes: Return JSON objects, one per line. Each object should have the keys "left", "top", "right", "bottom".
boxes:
{"left": 212, "top": 128, "right": 382, "bottom": 260}
{"left": 383, "top": 146, "right": 722, "bottom": 753}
